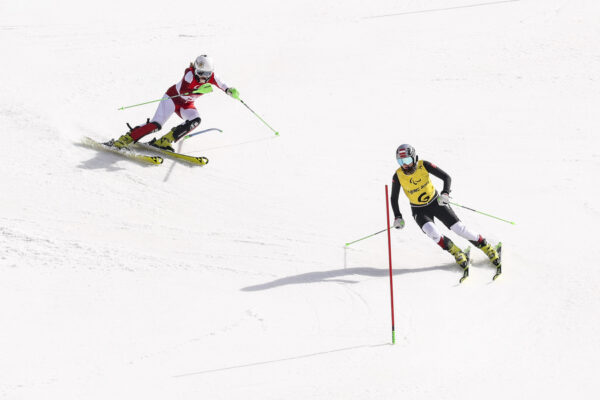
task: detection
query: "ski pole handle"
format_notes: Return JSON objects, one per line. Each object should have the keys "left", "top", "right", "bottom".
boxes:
{"left": 449, "top": 201, "right": 516, "bottom": 225}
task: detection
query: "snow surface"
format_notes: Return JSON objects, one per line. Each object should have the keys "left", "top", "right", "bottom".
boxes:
{"left": 1, "top": 0, "right": 599, "bottom": 398}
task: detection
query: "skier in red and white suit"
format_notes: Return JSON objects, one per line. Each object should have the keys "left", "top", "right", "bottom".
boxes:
{"left": 108, "top": 55, "right": 239, "bottom": 151}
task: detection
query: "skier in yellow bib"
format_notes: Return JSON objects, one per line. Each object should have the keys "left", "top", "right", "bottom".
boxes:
{"left": 390, "top": 144, "right": 499, "bottom": 270}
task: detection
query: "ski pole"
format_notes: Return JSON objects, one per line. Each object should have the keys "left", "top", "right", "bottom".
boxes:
{"left": 117, "top": 92, "right": 197, "bottom": 111}
{"left": 449, "top": 201, "right": 516, "bottom": 225}
{"left": 345, "top": 228, "right": 390, "bottom": 247}
{"left": 182, "top": 128, "right": 223, "bottom": 140}
{"left": 238, "top": 98, "right": 280, "bottom": 136}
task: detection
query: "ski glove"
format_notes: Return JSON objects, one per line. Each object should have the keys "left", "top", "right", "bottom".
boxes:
{"left": 393, "top": 217, "right": 405, "bottom": 229}
{"left": 437, "top": 192, "right": 450, "bottom": 206}
{"left": 226, "top": 87, "right": 240, "bottom": 99}
{"left": 193, "top": 83, "right": 213, "bottom": 94}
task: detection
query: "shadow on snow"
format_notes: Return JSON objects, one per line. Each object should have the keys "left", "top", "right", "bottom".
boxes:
{"left": 241, "top": 264, "right": 458, "bottom": 291}
{"left": 173, "top": 342, "right": 389, "bottom": 378}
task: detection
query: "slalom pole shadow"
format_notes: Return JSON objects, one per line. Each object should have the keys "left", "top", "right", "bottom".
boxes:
{"left": 363, "top": 0, "right": 519, "bottom": 19}
{"left": 162, "top": 141, "right": 184, "bottom": 182}
{"left": 173, "top": 343, "right": 388, "bottom": 378}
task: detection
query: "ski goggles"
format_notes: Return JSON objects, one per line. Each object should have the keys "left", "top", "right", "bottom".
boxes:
{"left": 397, "top": 156, "right": 414, "bottom": 166}
{"left": 195, "top": 69, "right": 212, "bottom": 79}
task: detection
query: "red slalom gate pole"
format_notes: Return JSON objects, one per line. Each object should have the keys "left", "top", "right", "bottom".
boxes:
{"left": 385, "top": 185, "right": 396, "bottom": 344}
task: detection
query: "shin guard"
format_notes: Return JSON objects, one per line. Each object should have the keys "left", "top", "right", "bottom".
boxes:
{"left": 129, "top": 121, "right": 162, "bottom": 142}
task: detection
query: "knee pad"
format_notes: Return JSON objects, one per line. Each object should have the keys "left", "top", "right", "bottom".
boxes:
{"left": 172, "top": 117, "right": 201, "bottom": 141}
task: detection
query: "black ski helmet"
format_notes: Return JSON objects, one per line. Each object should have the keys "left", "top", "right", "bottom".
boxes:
{"left": 396, "top": 144, "right": 418, "bottom": 173}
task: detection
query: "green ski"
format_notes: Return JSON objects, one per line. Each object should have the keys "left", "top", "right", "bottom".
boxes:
{"left": 134, "top": 142, "right": 209, "bottom": 166}
{"left": 459, "top": 246, "right": 471, "bottom": 284}
{"left": 492, "top": 242, "right": 503, "bottom": 280}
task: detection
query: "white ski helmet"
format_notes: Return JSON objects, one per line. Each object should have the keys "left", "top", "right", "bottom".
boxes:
{"left": 194, "top": 55, "right": 214, "bottom": 79}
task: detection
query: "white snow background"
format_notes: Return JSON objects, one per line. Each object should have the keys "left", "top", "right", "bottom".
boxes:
{"left": 1, "top": 0, "right": 599, "bottom": 398}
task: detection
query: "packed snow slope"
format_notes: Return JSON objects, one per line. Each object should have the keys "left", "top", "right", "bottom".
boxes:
{"left": 1, "top": 0, "right": 599, "bottom": 399}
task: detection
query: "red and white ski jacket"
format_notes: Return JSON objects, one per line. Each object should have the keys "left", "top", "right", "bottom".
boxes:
{"left": 165, "top": 67, "right": 229, "bottom": 107}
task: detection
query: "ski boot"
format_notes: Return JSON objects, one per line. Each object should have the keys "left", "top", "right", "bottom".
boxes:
{"left": 441, "top": 237, "right": 468, "bottom": 269}
{"left": 448, "top": 243, "right": 469, "bottom": 269}
{"left": 149, "top": 130, "right": 175, "bottom": 152}
{"left": 471, "top": 237, "right": 500, "bottom": 266}
{"left": 105, "top": 132, "right": 133, "bottom": 150}
{"left": 150, "top": 118, "right": 201, "bottom": 152}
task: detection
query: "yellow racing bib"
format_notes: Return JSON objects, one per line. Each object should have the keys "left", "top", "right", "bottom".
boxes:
{"left": 396, "top": 160, "right": 437, "bottom": 206}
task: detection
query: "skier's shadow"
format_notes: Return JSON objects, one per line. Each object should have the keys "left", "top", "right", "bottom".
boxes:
{"left": 241, "top": 264, "right": 457, "bottom": 291}
{"left": 74, "top": 142, "right": 151, "bottom": 171}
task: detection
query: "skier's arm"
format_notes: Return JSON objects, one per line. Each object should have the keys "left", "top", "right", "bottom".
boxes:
{"left": 391, "top": 174, "right": 403, "bottom": 219}
{"left": 210, "top": 74, "right": 240, "bottom": 99}
{"left": 210, "top": 74, "right": 229, "bottom": 92}
{"left": 423, "top": 161, "right": 451, "bottom": 194}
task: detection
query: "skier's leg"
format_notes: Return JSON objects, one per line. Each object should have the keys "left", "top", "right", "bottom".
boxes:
{"left": 445, "top": 217, "right": 499, "bottom": 265}
{"left": 468, "top": 234, "right": 500, "bottom": 265}
{"left": 421, "top": 221, "right": 442, "bottom": 243}
{"left": 449, "top": 221, "right": 480, "bottom": 241}
{"left": 436, "top": 201, "right": 499, "bottom": 266}
{"left": 129, "top": 95, "right": 177, "bottom": 141}
{"left": 173, "top": 107, "right": 201, "bottom": 141}
{"left": 422, "top": 222, "right": 468, "bottom": 267}
{"left": 437, "top": 203, "right": 480, "bottom": 244}
{"left": 151, "top": 107, "right": 201, "bottom": 151}
{"left": 108, "top": 96, "right": 173, "bottom": 149}
{"left": 129, "top": 121, "right": 162, "bottom": 142}
{"left": 149, "top": 95, "right": 176, "bottom": 129}
{"left": 414, "top": 207, "right": 467, "bottom": 268}
{"left": 111, "top": 119, "right": 161, "bottom": 148}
